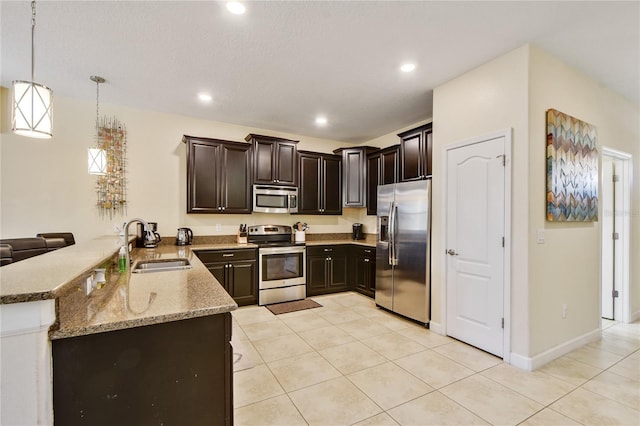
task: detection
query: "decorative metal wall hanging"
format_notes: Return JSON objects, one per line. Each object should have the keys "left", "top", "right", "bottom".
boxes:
{"left": 546, "top": 108, "right": 598, "bottom": 222}
{"left": 94, "top": 117, "right": 128, "bottom": 219}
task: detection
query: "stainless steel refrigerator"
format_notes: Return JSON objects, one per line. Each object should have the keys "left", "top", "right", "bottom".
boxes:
{"left": 375, "top": 179, "right": 431, "bottom": 324}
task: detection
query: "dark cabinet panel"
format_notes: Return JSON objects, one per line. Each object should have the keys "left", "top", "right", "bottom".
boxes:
{"left": 399, "top": 123, "right": 432, "bottom": 181}
{"left": 184, "top": 135, "right": 251, "bottom": 214}
{"left": 366, "top": 145, "right": 399, "bottom": 215}
{"left": 306, "top": 245, "right": 350, "bottom": 296}
{"left": 298, "top": 151, "right": 342, "bottom": 215}
{"left": 246, "top": 134, "right": 298, "bottom": 186}
{"left": 323, "top": 156, "right": 342, "bottom": 214}
{"left": 53, "top": 314, "right": 233, "bottom": 426}
{"left": 197, "top": 249, "right": 258, "bottom": 306}
{"left": 352, "top": 246, "right": 376, "bottom": 298}
{"left": 334, "top": 147, "right": 379, "bottom": 208}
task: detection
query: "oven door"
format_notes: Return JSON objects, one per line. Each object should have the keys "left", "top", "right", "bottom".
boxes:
{"left": 258, "top": 245, "right": 306, "bottom": 290}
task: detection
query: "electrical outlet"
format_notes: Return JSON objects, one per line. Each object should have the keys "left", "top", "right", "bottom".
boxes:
{"left": 536, "top": 229, "right": 545, "bottom": 244}
{"left": 562, "top": 303, "right": 568, "bottom": 319}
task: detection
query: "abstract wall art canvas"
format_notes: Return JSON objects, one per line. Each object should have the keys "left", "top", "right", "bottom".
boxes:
{"left": 546, "top": 109, "right": 598, "bottom": 222}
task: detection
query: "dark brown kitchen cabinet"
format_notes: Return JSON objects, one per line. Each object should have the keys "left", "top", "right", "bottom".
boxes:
{"left": 245, "top": 134, "right": 298, "bottom": 186}
{"left": 306, "top": 245, "right": 349, "bottom": 296}
{"left": 366, "top": 145, "right": 400, "bottom": 215}
{"left": 196, "top": 249, "right": 258, "bottom": 306}
{"left": 298, "top": 150, "right": 342, "bottom": 215}
{"left": 53, "top": 313, "right": 233, "bottom": 426}
{"left": 399, "top": 123, "right": 433, "bottom": 181}
{"left": 184, "top": 135, "right": 251, "bottom": 214}
{"left": 333, "top": 147, "right": 379, "bottom": 208}
{"left": 352, "top": 245, "right": 376, "bottom": 298}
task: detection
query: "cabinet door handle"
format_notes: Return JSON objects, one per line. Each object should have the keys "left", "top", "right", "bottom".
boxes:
{"left": 364, "top": 249, "right": 372, "bottom": 253}
{"left": 364, "top": 259, "right": 369, "bottom": 262}
{"left": 323, "top": 248, "right": 332, "bottom": 252}
{"left": 223, "top": 253, "right": 234, "bottom": 257}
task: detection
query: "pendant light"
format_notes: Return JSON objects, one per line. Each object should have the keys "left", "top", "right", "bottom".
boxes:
{"left": 88, "top": 76, "right": 107, "bottom": 175}
{"left": 12, "top": 0, "right": 53, "bottom": 139}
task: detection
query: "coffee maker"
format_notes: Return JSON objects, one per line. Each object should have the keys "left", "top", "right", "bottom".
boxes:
{"left": 352, "top": 223, "right": 364, "bottom": 240}
{"left": 136, "top": 222, "right": 161, "bottom": 248}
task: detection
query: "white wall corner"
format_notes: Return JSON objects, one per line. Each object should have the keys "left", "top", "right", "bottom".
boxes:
{"left": 629, "top": 309, "right": 640, "bottom": 323}
{"left": 429, "top": 321, "right": 444, "bottom": 335}
{"left": 528, "top": 328, "right": 601, "bottom": 371}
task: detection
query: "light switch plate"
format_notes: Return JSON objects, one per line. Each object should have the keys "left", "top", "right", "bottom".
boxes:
{"left": 536, "top": 229, "right": 545, "bottom": 244}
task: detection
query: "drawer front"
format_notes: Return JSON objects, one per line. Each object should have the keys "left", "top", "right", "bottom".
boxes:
{"left": 307, "top": 245, "right": 348, "bottom": 257}
{"left": 196, "top": 249, "right": 257, "bottom": 264}
{"left": 356, "top": 246, "right": 375, "bottom": 257}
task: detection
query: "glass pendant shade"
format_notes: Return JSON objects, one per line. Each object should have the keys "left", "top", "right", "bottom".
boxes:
{"left": 12, "top": 80, "right": 53, "bottom": 139}
{"left": 88, "top": 147, "right": 107, "bottom": 175}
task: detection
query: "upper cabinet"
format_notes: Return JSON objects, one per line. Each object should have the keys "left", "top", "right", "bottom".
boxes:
{"left": 184, "top": 135, "right": 252, "bottom": 214}
{"left": 366, "top": 145, "right": 399, "bottom": 215}
{"left": 399, "top": 123, "right": 433, "bottom": 181}
{"left": 298, "top": 151, "right": 342, "bottom": 215}
{"left": 333, "top": 147, "right": 379, "bottom": 208}
{"left": 245, "top": 134, "right": 298, "bottom": 186}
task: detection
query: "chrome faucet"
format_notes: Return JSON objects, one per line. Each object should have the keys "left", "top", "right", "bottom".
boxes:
{"left": 122, "top": 218, "right": 158, "bottom": 269}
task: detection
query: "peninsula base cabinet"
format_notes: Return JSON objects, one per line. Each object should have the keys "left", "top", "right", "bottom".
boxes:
{"left": 306, "top": 245, "right": 349, "bottom": 296}
{"left": 196, "top": 249, "right": 258, "bottom": 306}
{"left": 52, "top": 313, "right": 233, "bottom": 426}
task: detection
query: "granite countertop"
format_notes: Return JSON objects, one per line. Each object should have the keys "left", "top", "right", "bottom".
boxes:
{"left": 1, "top": 234, "right": 376, "bottom": 339}
{"left": 50, "top": 244, "right": 237, "bottom": 339}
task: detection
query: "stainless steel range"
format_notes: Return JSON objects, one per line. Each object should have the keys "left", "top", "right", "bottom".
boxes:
{"left": 248, "top": 225, "right": 306, "bottom": 305}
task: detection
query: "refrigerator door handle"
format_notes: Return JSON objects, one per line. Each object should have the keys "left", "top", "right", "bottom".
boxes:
{"left": 388, "top": 202, "right": 394, "bottom": 265}
{"left": 390, "top": 201, "right": 398, "bottom": 266}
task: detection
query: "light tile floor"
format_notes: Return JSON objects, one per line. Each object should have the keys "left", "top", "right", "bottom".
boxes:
{"left": 231, "top": 292, "right": 640, "bottom": 426}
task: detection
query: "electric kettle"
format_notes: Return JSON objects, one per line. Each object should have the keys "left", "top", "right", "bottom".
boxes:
{"left": 176, "top": 227, "right": 193, "bottom": 246}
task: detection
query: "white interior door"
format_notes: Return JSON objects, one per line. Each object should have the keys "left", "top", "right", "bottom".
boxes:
{"left": 601, "top": 156, "right": 615, "bottom": 320}
{"left": 601, "top": 149, "right": 631, "bottom": 322}
{"left": 446, "top": 136, "right": 505, "bottom": 357}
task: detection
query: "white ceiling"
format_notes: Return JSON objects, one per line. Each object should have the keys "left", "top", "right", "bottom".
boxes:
{"left": 1, "top": 1, "right": 638, "bottom": 143}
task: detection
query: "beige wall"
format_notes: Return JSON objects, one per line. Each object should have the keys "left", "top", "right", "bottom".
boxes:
{"left": 0, "top": 88, "right": 372, "bottom": 242}
{"left": 432, "top": 45, "right": 531, "bottom": 356}
{"left": 528, "top": 46, "right": 640, "bottom": 353}
{"left": 432, "top": 44, "right": 639, "bottom": 362}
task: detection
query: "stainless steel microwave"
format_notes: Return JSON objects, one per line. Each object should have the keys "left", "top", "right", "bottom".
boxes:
{"left": 253, "top": 185, "right": 298, "bottom": 214}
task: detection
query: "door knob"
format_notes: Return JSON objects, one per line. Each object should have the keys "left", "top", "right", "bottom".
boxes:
{"left": 447, "top": 249, "right": 459, "bottom": 256}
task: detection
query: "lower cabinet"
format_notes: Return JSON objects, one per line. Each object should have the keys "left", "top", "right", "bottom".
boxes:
{"left": 306, "top": 245, "right": 349, "bottom": 296}
{"left": 196, "top": 249, "right": 258, "bottom": 306}
{"left": 353, "top": 246, "right": 376, "bottom": 298}
{"left": 53, "top": 313, "right": 233, "bottom": 426}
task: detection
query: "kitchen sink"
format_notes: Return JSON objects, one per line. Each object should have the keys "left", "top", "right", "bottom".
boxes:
{"left": 132, "top": 258, "right": 192, "bottom": 273}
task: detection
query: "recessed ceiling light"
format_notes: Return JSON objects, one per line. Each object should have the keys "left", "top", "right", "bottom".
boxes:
{"left": 400, "top": 63, "right": 416, "bottom": 73}
{"left": 226, "top": 1, "right": 246, "bottom": 15}
{"left": 315, "top": 116, "right": 328, "bottom": 126}
{"left": 198, "top": 93, "right": 213, "bottom": 102}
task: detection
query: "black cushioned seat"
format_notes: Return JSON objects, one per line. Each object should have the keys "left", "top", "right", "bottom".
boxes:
{"left": 44, "top": 238, "right": 67, "bottom": 251}
{"left": 36, "top": 232, "right": 75, "bottom": 247}
{"left": 0, "top": 244, "right": 13, "bottom": 266}
{"left": 0, "top": 238, "right": 47, "bottom": 262}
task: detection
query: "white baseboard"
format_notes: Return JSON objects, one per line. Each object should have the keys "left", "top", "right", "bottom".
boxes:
{"left": 509, "top": 328, "right": 601, "bottom": 371}
{"left": 629, "top": 309, "right": 640, "bottom": 323}
{"left": 429, "top": 321, "right": 444, "bottom": 335}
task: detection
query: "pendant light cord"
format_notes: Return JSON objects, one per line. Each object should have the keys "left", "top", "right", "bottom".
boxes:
{"left": 95, "top": 79, "right": 100, "bottom": 129}
{"left": 31, "top": 0, "right": 36, "bottom": 82}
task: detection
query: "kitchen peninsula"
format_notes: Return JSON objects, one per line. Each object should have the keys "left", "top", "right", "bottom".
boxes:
{"left": 0, "top": 235, "right": 237, "bottom": 426}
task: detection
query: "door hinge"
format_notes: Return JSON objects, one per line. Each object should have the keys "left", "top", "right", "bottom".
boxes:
{"left": 612, "top": 290, "right": 619, "bottom": 298}
{"left": 613, "top": 232, "right": 620, "bottom": 240}
{"left": 613, "top": 174, "right": 620, "bottom": 182}
{"left": 502, "top": 237, "right": 505, "bottom": 247}
{"left": 501, "top": 318, "right": 504, "bottom": 329}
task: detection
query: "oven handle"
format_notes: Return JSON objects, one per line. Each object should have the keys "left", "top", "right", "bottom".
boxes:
{"left": 258, "top": 245, "right": 306, "bottom": 255}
